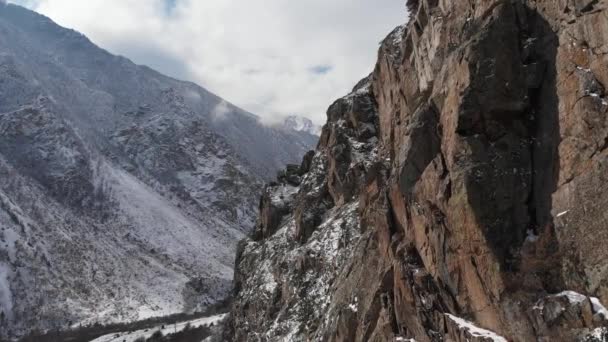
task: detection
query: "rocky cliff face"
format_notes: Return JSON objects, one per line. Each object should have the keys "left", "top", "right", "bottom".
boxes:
{"left": 228, "top": 0, "right": 608, "bottom": 341}
{"left": 0, "top": 3, "right": 317, "bottom": 339}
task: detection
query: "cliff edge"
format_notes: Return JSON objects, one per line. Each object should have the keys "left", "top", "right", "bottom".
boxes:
{"left": 228, "top": 0, "right": 608, "bottom": 341}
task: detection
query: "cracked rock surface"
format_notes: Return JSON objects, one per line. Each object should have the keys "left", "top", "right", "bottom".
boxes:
{"left": 227, "top": 0, "right": 608, "bottom": 341}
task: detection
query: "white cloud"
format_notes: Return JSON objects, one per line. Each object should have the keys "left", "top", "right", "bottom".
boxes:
{"left": 211, "top": 100, "right": 230, "bottom": 122}
{"left": 8, "top": 0, "right": 406, "bottom": 124}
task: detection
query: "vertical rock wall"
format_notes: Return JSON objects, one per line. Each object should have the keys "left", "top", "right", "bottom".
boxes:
{"left": 228, "top": 1, "right": 608, "bottom": 341}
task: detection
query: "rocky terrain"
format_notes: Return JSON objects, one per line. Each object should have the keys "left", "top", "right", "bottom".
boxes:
{"left": 0, "top": 3, "right": 317, "bottom": 340}
{"left": 228, "top": 0, "right": 608, "bottom": 341}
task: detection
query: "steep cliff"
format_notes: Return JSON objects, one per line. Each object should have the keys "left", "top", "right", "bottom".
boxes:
{"left": 228, "top": 0, "right": 608, "bottom": 341}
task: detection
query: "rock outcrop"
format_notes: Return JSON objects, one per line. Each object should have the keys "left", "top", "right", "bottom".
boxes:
{"left": 228, "top": 0, "right": 608, "bottom": 341}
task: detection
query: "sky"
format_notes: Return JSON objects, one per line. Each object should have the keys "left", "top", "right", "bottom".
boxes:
{"left": 7, "top": 0, "right": 406, "bottom": 124}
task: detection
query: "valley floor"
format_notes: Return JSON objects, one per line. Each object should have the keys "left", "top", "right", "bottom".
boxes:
{"left": 89, "top": 314, "right": 226, "bottom": 342}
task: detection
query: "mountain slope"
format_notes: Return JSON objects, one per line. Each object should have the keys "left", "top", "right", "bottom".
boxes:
{"left": 280, "top": 115, "right": 323, "bottom": 136}
{"left": 0, "top": 3, "right": 316, "bottom": 339}
{"left": 227, "top": 0, "right": 608, "bottom": 341}
{"left": 0, "top": 2, "right": 318, "bottom": 181}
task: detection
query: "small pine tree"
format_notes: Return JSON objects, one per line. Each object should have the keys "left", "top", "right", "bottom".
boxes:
{"left": 150, "top": 330, "right": 164, "bottom": 340}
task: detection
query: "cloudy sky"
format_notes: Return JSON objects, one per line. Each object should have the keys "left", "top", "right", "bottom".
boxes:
{"left": 8, "top": 0, "right": 406, "bottom": 124}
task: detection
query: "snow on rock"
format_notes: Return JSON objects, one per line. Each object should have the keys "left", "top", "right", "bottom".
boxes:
{"left": 230, "top": 72, "right": 379, "bottom": 342}
{"left": 348, "top": 297, "right": 358, "bottom": 313}
{"left": 445, "top": 314, "right": 508, "bottom": 342}
{"left": 556, "top": 290, "right": 588, "bottom": 304}
{"left": 546, "top": 290, "right": 608, "bottom": 320}
{"left": 580, "top": 327, "right": 608, "bottom": 342}
{"left": 233, "top": 200, "right": 362, "bottom": 342}
{"left": 531, "top": 290, "right": 608, "bottom": 334}
{"left": 590, "top": 297, "right": 608, "bottom": 320}
{"left": 526, "top": 229, "right": 539, "bottom": 243}
{"left": 586, "top": 327, "right": 608, "bottom": 341}
{"left": 270, "top": 184, "right": 299, "bottom": 207}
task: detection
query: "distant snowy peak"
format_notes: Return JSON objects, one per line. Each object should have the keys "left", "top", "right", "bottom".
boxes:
{"left": 280, "top": 115, "right": 322, "bottom": 136}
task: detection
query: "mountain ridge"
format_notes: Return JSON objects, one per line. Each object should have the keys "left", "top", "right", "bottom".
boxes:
{"left": 279, "top": 115, "right": 323, "bottom": 136}
{"left": 0, "top": 3, "right": 317, "bottom": 339}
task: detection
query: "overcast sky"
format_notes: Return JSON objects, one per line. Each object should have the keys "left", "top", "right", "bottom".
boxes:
{"left": 8, "top": 0, "right": 406, "bottom": 124}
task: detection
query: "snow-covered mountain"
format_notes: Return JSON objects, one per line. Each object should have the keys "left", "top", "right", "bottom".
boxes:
{"left": 280, "top": 115, "right": 322, "bottom": 136}
{"left": 0, "top": 2, "right": 316, "bottom": 339}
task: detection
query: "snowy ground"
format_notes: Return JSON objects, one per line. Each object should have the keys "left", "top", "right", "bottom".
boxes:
{"left": 90, "top": 314, "right": 226, "bottom": 342}
{"left": 445, "top": 314, "right": 507, "bottom": 342}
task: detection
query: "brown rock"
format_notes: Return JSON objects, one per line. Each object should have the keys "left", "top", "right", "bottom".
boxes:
{"left": 228, "top": 1, "right": 608, "bottom": 341}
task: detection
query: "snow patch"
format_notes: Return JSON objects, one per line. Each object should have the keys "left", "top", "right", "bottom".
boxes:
{"left": 91, "top": 314, "right": 227, "bottom": 342}
{"left": 554, "top": 290, "right": 587, "bottom": 304}
{"left": 590, "top": 297, "right": 608, "bottom": 320}
{"left": 526, "top": 229, "right": 539, "bottom": 243}
{"left": 348, "top": 297, "right": 358, "bottom": 313}
{"left": 589, "top": 327, "right": 608, "bottom": 340}
{"left": 270, "top": 184, "right": 299, "bottom": 207}
{"left": 392, "top": 25, "right": 406, "bottom": 45}
{"left": 445, "top": 314, "right": 507, "bottom": 342}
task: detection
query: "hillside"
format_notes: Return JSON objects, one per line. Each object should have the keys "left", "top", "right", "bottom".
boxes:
{"left": 0, "top": 2, "right": 316, "bottom": 339}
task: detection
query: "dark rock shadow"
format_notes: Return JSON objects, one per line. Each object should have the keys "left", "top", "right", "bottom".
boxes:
{"left": 461, "top": 3, "right": 560, "bottom": 272}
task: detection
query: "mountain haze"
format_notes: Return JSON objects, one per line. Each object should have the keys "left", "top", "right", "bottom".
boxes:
{"left": 0, "top": 2, "right": 317, "bottom": 339}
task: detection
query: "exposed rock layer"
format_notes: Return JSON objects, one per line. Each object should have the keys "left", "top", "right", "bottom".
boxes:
{"left": 229, "top": 0, "right": 608, "bottom": 341}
